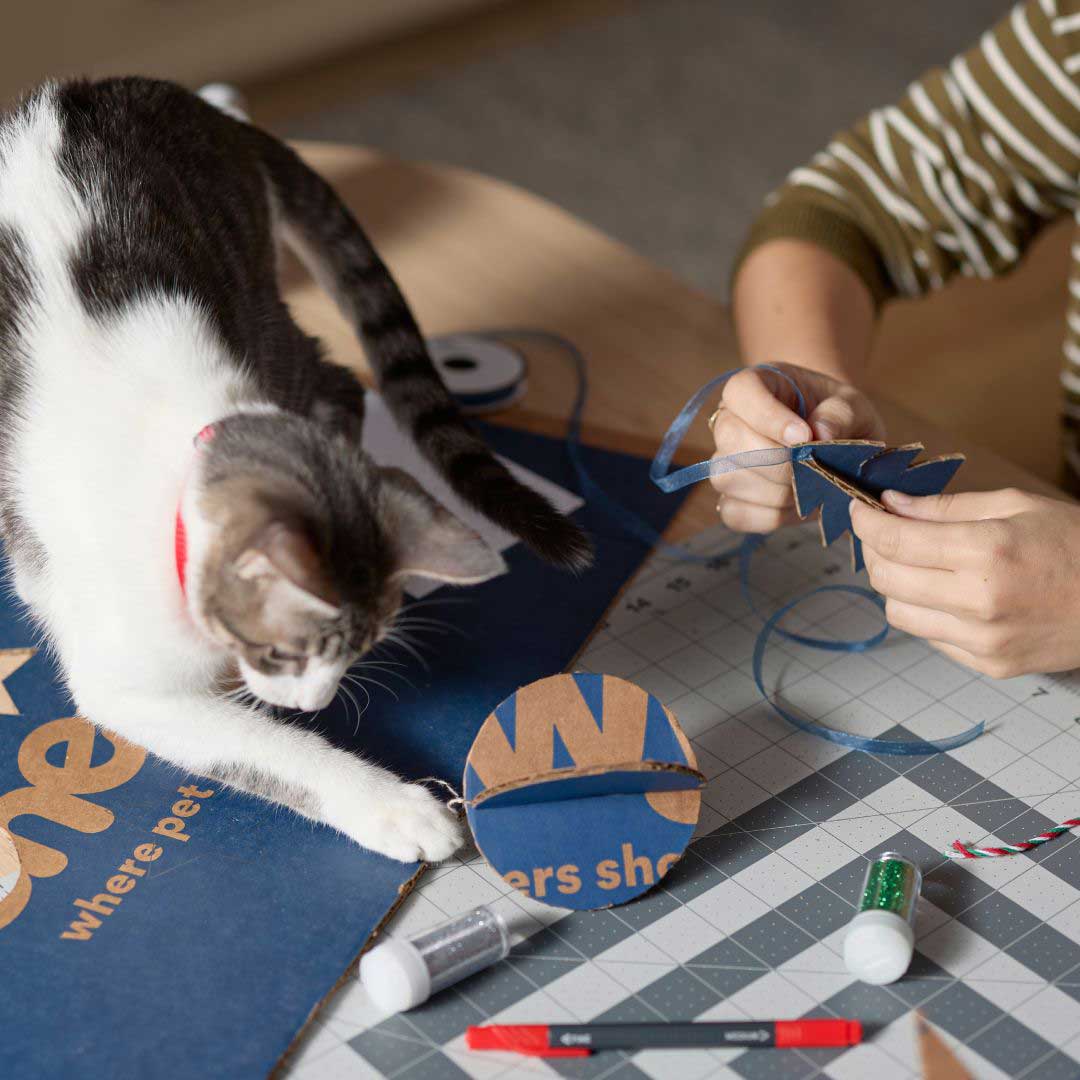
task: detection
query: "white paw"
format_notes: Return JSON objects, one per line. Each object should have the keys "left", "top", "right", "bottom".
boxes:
{"left": 345, "top": 782, "right": 465, "bottom": 863}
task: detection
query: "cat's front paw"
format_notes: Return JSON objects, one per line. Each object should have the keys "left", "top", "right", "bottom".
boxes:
{"left": 347, "top": 782, "right": 465, "bottom": 863}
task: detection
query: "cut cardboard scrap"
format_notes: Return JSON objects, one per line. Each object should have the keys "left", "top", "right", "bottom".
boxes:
{"left": 0, "top": 825, "right": 19, "bottom": 902}
{"left": 791, "top": 441, "right": 965, "bottom": 571}
{"left": 463, "top": 673, "right": 703, "bottom": 910}
{"left": 917, "top": 1013, "right": 972, "bottom": 1080}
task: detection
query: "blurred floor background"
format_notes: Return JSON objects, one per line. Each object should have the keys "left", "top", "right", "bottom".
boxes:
{"left": 250, "top": 0, "right": 1008, "bottom": 294}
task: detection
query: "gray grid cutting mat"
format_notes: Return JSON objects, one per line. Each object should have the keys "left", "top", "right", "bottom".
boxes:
{"left": 284, "top": 523, "right": 1080, "bottom": 1080}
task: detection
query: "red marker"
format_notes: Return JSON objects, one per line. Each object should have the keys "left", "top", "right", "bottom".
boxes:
{"left": 466, "top": 1019, "right": 862, "bottom": 1057}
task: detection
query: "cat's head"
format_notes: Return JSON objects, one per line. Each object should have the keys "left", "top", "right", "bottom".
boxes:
{"left": 181, "top": 412, "right": 505, "bottom": 711}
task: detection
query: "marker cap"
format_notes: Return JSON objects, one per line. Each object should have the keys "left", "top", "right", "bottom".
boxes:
{"left": 844, "top": 909, "right": 915, "bottom": 985}
{"left": 466, "top": 1025, "right": 588, "bottom": 1057}
{"left": 775, "top": 1019, "right": 862, "bottom": 1048}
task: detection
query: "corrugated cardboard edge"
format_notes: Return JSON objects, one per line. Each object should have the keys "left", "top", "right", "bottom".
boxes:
{"left": 469, "top": 774, "right": 702, "bottom": 914}
{"left": 791, "top": 442, "right": 965, "bottom": 572}
{"left": 796, "top": 455, "right": 887, "bottom": 513}
{"left": 795, "top": 456, "right": 884, "bottom": 572}
{"left": 269, "top": 858, "right": 430, "bottom": 1079}
{"left": 470, "top": 761, "right": 705, "bottom": 808}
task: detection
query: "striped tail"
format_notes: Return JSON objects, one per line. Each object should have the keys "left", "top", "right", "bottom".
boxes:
{"left": 253, "top": 131, "right": 593, "bottom": 571}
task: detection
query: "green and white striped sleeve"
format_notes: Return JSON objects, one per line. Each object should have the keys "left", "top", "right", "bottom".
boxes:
{"left": 735, "top": 0, "right": 1080, "bottom": 308}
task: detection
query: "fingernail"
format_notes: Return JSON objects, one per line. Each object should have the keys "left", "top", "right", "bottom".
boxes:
{"left": 782, "top": 421, "right": 811, "bottom": 446}
{"left": 815, "top": 421, "right": 835, "bottom": 441}
{"left": 883, "top": 490, "right": 912, "bottom": 507}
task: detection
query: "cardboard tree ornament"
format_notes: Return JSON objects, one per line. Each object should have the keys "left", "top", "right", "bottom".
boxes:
{"left": 791, "top": 441, "right": 965, "bottom": 571}
{"left": 464, "top": 673, "right": 703, "bottom": 910}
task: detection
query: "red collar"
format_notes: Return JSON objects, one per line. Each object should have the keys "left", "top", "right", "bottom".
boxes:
{"left": 175, "top": 425, "right": 216, "bottom": 598}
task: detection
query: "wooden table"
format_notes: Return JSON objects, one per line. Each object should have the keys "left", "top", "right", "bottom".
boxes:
{"left": 284, "top": 142, "right": 1063, "bottom": 544}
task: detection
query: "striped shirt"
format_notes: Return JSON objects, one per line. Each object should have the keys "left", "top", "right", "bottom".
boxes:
{"left": 738, "top": 0, "right": 1080, "bottom": 479}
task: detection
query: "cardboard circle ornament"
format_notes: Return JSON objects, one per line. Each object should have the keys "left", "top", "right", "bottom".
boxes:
{"left": 463, "top": 673, "right": 703, "bottom": 909}
{"left": 0, "top": 825, "right": 20, "bottom": 902}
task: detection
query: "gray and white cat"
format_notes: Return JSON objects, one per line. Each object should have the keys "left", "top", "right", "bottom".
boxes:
{"left": 0, "top": 78, "right": 591, "bottom": 862}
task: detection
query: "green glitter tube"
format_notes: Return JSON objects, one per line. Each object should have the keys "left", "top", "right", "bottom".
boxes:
{"left": 843, "top": 852, "right": 922, "bottom": 985}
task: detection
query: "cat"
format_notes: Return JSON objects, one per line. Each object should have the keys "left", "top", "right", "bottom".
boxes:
{"left": 0, "top": 77, "right": 592, "bottom": 862}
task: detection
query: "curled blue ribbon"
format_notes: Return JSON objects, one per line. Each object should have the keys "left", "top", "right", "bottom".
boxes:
{"left": 467, "top": 332, "right": 983, "bottom": 756}
{"left": 752, "top": 585, "right": 982, "bottom": 754}
{"left": 649, "top": 364, "right": 806, "bottom": 493}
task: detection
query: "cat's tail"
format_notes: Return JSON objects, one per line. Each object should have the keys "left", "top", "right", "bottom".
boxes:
{"left": 250, "top": 131, "right": 593, "bottom": 572}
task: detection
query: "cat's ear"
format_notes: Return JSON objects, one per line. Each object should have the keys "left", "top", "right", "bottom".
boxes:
{"left": 233, "top": 521, "right": 342, "bottom": 625}
{"left": 380, "top": 468, "right": 506, "bottom": 585}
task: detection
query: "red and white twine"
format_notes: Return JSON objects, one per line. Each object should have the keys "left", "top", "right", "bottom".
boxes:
{"left": 947, "top": 818, "right": 1080, "bottom": 859}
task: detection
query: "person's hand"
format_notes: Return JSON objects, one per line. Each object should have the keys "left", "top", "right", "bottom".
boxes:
{"left": 851, "top": 488, "right": 1080, "bottom": 678}
{"left": 711, "top": 363, "right": 885, "bottom": 533}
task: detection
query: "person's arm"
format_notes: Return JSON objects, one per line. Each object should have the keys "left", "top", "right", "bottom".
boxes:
{"left": 715, "top": 0, "right": 1080, "bottom": 534}
{"left": 732, "top": 238, "right": 876, "bottom": 388}
{"left": 722, "top": 0, "right": 1080, "bottom": 679}
{"left": 712, "top": 236, "right": 885, "bottom": 534}
{"left": 736, "top": 0, "right": 1080, "bottom": 316}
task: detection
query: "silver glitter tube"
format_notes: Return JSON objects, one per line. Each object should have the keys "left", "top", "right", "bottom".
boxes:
{"left": 359, "top": 906, "right": 510, "bottom": 1013}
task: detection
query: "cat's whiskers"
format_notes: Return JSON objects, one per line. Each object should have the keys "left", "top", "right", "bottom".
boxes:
{"left": 353, "top": 659, "right": 417, "bottom": 692}
{"left": 392, "top": 616, "right": 464, "bottom": 638}
{"left": 399, "top": 596, "right": 471, "bottom": 613}
{"left": 347, "top": 671, "right": 399, "bottom": 702}
{"left": 328, "top": 681, "right": 349, "bottom": 728}
{"left": 366, "top": 642, "right": 410, "bottom": 667}
{"left": 377, "top": 608, "right": 467, "bottom": 669}
{"left": 380, "top": 628, "right": 430, "bottom": 672}
{"left": 336, "top": 682, "right": 358, "bottom": 734}
{"left": 353, "top": 657, "right": 408, "bottom": 673}
{"left": 340, "top": 680, "right": 369, "bottom": 736}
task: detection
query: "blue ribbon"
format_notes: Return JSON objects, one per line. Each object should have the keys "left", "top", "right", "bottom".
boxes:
{"left": 501, "top": 329, "right": 732, "bottom": 563}
{"left": 649, "top": 365, "right": 807, "bottom": 493}
{"left": 466, "top": 332, "right": 984, "bottom": 756}
{"left": 752, "top": 584, "right": 982, "bottom": 753}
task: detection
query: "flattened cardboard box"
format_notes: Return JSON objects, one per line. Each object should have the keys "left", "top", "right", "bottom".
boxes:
{"left": 0, "top": 423, "right": 685, "bottom": 1080}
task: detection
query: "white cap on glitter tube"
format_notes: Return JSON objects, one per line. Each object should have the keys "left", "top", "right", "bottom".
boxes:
{"left": 843, "top": 909, "right": 915, "bottom": 985}
{"left": 359, "top": 939, "right": 432, "bottom": 1014}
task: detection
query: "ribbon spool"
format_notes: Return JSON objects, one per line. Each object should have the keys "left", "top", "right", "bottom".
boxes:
{"left": 0, "top": 826, "right": 20, "bottom": 903}
{"left": 428, "top": 334, "right": 528, "bottom": 414}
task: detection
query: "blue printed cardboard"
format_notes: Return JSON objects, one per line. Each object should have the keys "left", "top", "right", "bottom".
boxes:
{"left": 464, "top": 673, "right": 703, "bottom": 910}
{"left": 0, "top": 422, "right": 685, "bottom": 1080}
{"left": 792, "top": 441, "right": 964, "bottom": 571}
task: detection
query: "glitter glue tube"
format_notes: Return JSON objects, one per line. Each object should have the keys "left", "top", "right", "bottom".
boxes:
{"left": 843, "top": 852, "right": 921, "bottom": 985}
{"left": 359, "top": 906, "right": 511, "bottom": 1014}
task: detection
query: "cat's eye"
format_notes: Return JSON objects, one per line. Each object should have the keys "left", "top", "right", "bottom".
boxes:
{"left": 267, "top": 646, "right": 301, "bottom": 663}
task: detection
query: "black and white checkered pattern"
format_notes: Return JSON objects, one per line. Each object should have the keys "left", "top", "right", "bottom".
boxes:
{"left": 285, "top": 524, "right": 1080, "bottom": 1080}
